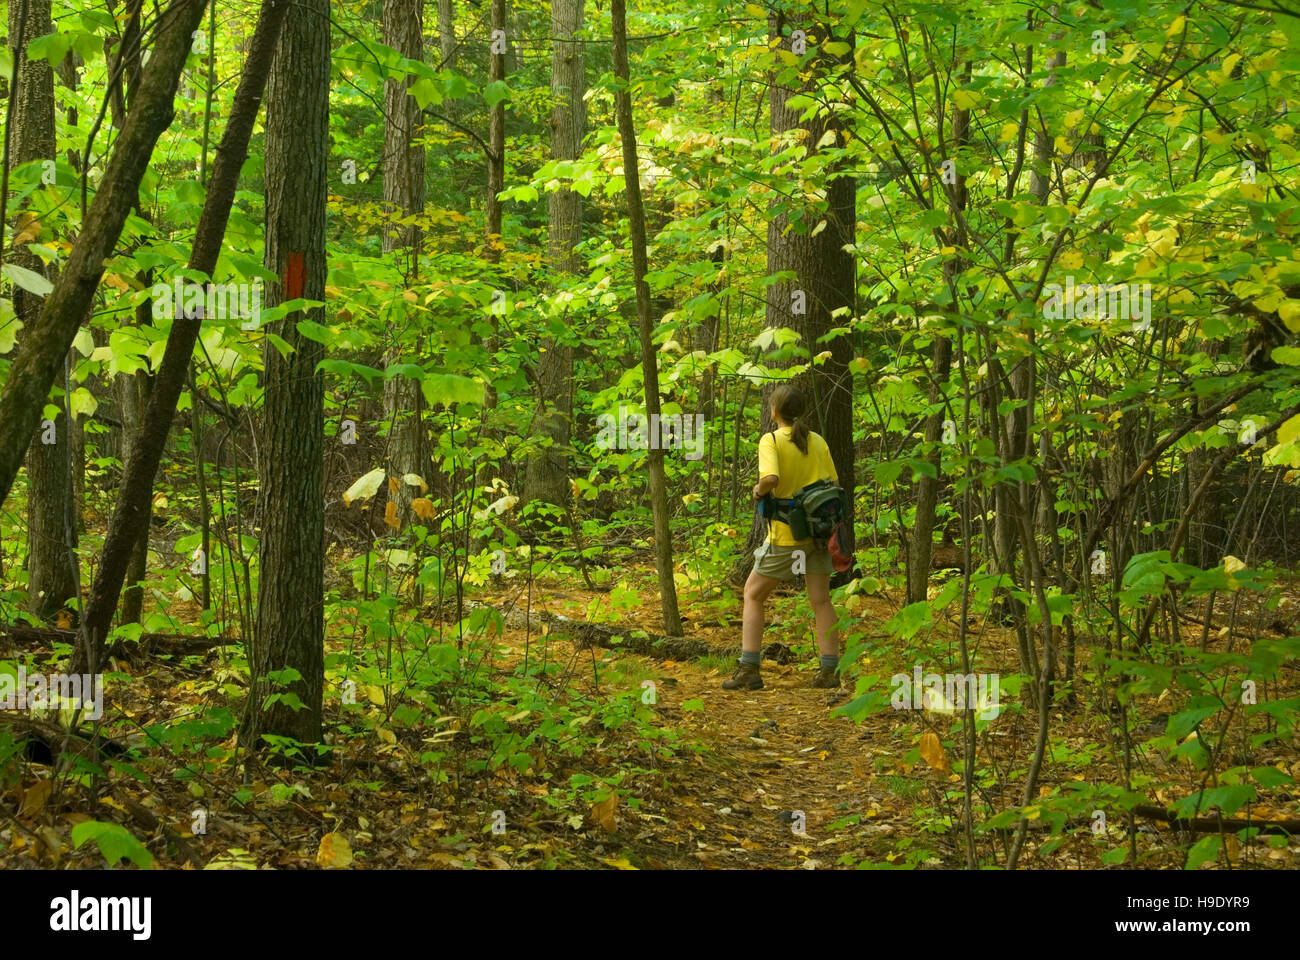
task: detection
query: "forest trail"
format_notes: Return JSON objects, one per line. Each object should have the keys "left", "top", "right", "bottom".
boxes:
{"left": 477, "top": 580, "right": 970, "bottom": 870}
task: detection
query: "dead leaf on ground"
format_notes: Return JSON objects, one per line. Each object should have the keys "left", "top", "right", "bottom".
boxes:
{"left": 21, "top": 780, "right": 53, "bottom": 817}
{"left": 316, "top": 832, "right": 353, "bottom": 869}
{"left": 590, "top": 788, "right": 619, "bottom": 833}
{"left": 919, "top": 731, "right": 951, "bottom": 774}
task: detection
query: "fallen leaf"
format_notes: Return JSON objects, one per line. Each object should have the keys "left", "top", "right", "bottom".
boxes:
{"left": 919, "top": 732, "right": 951, "bottom": 774}
{"left": 590, "top": 788, "right": 619, "bottom": 833}
{"left": 602, "top": 856, "right": 638, "bottom": 870}
{"left": 316, "top": 832, "right": 353, "bottom": 869}
{"left": 21, "top": 780, "right": 52, "bottom": 817}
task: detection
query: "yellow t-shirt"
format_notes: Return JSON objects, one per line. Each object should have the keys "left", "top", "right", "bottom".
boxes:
{"left": 758, "top": 427, "right": 838, "bottom": 546}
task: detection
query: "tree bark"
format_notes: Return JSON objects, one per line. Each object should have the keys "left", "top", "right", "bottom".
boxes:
{"left": 9, "top": 0, "right": 78, "bottom": 619}
{"left": 381, "top": 0, "right": 426, "bottom": 529}
{"left": 907, "top": 64, "right": 968, "bottom": 604}
{"left": 0, "top": 0, "right": 208, "bottom": 510}
{"left": 246, "top": 0, "right": 329, "bottom": 746}
{"left": 485, "top": 0, "right": 505, "bottom": 264}
{"left": 523, "top": 0, "right": 585, "bottom": 509}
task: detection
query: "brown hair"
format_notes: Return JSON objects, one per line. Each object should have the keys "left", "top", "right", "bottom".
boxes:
{"left": 770, "top": 384, "right": 810, "bottom": 454}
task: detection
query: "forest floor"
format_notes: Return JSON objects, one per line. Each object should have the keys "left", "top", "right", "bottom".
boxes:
{"left": 3, "top": 569, "right": 1300, "bottom": 870}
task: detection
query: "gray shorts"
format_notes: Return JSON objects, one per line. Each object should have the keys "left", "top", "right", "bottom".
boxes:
{"left": 753, "top": 540, "right": 832, "bottom": 581}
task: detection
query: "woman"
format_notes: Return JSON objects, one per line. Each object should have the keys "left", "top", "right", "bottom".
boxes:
{"left": 723, "top": 384, "right": 842, "bottom": 691}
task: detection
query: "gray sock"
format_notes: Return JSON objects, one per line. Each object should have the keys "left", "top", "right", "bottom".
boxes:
{"left": 740, "top": 649, "right": 761, "bottom": 666}
{"left": 819, "top": 654, "right": 838, "bottom": 670}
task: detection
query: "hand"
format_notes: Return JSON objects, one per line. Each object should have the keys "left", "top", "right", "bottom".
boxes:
{"left": 753, "top": 483, "right": 764, "bottom": 500}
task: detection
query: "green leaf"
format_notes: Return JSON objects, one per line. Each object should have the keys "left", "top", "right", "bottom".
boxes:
{"left": 71, "top": 820, "right": 153, "bottom": 869}
{"left": 1185, "top": 835, "right": 1221, "bottom": 870}
{"left": 421, "top": 372, "right": 485, "bottom": 408}
{"left": 25, "top": 32, "right": 71, "bottom": 67}
{"left": 484, "top": 80, "right": 511, "bottom": 107}
{"left": 3, "top": 262, "right": 53, "bottom": 296}
{"left": 408, "top": 77, "right": 440, "bottom": 110}
{"left": 681, "top": 698, "right": 704, "bottom": 712}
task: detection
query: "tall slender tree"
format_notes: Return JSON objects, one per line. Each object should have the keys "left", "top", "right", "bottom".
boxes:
{"left": 9, "top": 0, "right": 77, "bottom": 619}
{"left": 523, "top": 0, "right": 585, "bottom": 508}
{"left": 381, "top": 0, "right": 426, "bottom": 528}
{"left": 247, "top": 0, "right": 329, "bottom": 745}
{"left": 612, "top": 0, "right": 682, "bottom": 636}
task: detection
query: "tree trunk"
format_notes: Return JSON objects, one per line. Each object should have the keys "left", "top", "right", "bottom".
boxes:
{"left": 247, "top": 0, "right": 329, "bottom": 745}
{"left": 9, "top": 0, "right": 77, "bottom": 619}
{"left": 74, "top": 0, "right": 290, "bottom": 674}
{"left": 381, "top": 0, "right": 426, "bottom": 529}
{"left": 907, "top": 61, "right": 971, "bottom": 604}
{"left": 612, "top": 0, "right": 682, "bottom": 636}
{"left": 523, "top": 0, "right": 584, "bottom": 509}
{"left": 485, "top": 0, "right": 505, "bottom": 264}
{"left": 117, "top": 369, "right": 152, "bottom": 625}
{"left": 438, "top": 0, "right": 455, "bottom": 69}
{"left": 0, "top": 0, "right": 208, "bottom": 510}
{"left": 731, "top": 11, "right": 857, "bottom": 587}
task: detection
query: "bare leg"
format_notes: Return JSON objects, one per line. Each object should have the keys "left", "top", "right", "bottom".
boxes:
{"left": 742, "top": 569, "right": 780, "bottom": 653}
{"left": 805, "top": 572, "right": 839, "bottom": 657}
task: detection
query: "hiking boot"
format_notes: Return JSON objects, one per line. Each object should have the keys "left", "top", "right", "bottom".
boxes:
{"left": 722, "top": 661, "right": 763, "bottom": 691}
{"left": 810, "top": 665, "right": 841, "bottom": 689}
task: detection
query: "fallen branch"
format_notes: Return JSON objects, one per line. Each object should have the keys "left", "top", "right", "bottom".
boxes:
{"left": 1131, "top": 804, "right": 1300, "bottom": 835}
{"left": 2, "top": 626, "right": 235, "bottom": 660}
{"left": 466, "top": 601, "right": 717, "bottom": 661}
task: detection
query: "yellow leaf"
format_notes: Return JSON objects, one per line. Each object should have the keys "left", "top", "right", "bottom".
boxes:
{"left": 603, "top": 856, "right": 638, "bottom": 870}
{"left": 1166, "top": 15, "right": 1185, "bottom": 37}
{"left": 384, "top": 500, "right": 401, "bottom": 530}
{"left": 1221, "top": 53, "right": 1241, "bottom": 77}
{"left": 342, "top": 468, "right": 386, "bottom": 507}
{"left": 919, "top": 732, "right": 951, "bottom": 774}
{"left": 953, "top": 89, "right": 981, "bottom": 111}
{"left": 411, "top": 497, "right": 436, "bottom": 521}
{"left": 12, "top": 213, "right": 41, "bottom": 248}
{"left": 1278, "top": 300, "right": 1300, "bottom": 333}
{"left": 402, "top": 473, "right": 428, "bottom": 493}
{"left": 21, "top": 780, "right": 52, "bottom": 817}
{"left": 1064, "top": 109, "right": 1085, "bottom": 129}
{"left": 1278, "top": 414, "right": 1300, "bottom": 445}
{"left": 1223, "top": 555, "right": 1247, "bottom": 575}
{"left": 316, "top": 833, "right": 353, "bottom": 869}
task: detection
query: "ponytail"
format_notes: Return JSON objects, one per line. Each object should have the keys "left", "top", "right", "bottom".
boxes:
{"left": 789, "top": 417, "right": 810, "bottom": 455}
{"left": 770, "top": 384, "right": 811, "bottom": 454}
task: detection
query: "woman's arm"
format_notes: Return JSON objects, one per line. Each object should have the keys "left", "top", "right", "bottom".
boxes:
{"left": 753, "top": 474, "right": 779, "bottom": 499}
